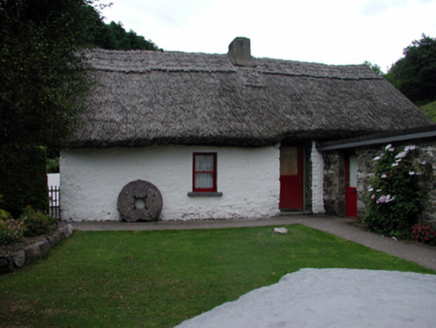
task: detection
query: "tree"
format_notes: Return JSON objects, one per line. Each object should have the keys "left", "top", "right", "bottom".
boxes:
{"left": 385, "top": 34, "right": 436, "bottom": 105}
{"left": 0, "top": 0, "right": 97, "bottom": 149}
{"left": 0, "top": 0, "right": 100, "bottom": 215}
{"left": 92, "top": 20, "right": 160, "bottom": 51}
{"left": 0, "top": 0, "right": 162, "bottom": 215}
{"left": 363, "top": 61, "right": 383, "bottom": 76}
{"left": 1, "top": 1, "right": 160, "bottom": 151}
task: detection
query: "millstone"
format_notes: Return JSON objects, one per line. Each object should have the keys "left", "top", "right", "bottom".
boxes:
{"left": 117, "top": 180, "right": 163, "bottom": 222}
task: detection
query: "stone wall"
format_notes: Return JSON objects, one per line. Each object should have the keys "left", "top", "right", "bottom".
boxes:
{"left": 354, "top": 141, "right": 436, "bottom": 221}
{"left": 304, "top": 142, "right": 313, "bottom": 212}
{"left": 0, "top": 224, "right": 73, "bottom": 274}
{"left": 419, "top": 142, "right": 436, "bottom": 220}
{"left": 355, "top": 148, "right": 378, "bottom": 220}
{"left": 322, "top": 139, "right": 436, "bottom": 221}
{"left": 323, "top": 151, "right": 345, "bottom": 216}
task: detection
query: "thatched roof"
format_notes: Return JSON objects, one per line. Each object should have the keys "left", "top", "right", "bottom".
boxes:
{"left": 70, "top": 40, "right": 434, "bottom": 148}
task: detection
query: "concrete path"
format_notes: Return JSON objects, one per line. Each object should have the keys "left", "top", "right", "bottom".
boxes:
{"left": 68, "top": 214, "right": 436, "bottom": 271}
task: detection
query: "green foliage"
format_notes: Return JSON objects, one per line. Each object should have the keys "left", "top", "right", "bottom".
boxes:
{"left": 0, "top": 205, "right": 56, "bottom": 244}
{"left": 386, "top": 34, "right": 436, "bottom": 104}
{"left": 0, "top": 1, "right": 159, "bottom": 219}
{"left": 0, "top": 0, "right": 95, "bottom": 149}
{"left": 420, "top": 101, "right": 436, "bottom": 122}
{"left": 411, "top": 221, "right": 436, "bottom": 246}
{"left": 46, "top": 157, "right": 60, "bottom": 173}
{"left": 0, "top": 209, "right": 12, "bottom": 220}
{"left": 363, "top": 61, "right": 383, "bottom": 75}
{"left": 20, "top": 206, "right": 57, "bottom": 237}
{"left": 93, "top": 20, "right": 160, "bottom": 50}
{"left": 0, "top": 145, "right": 49, "bottom": 218}
{"left": 0, "top": 208, "right": 11, "bottom": 218}
{"left": 79, "top": 4, "right": 160, "bottom": 50}
{"left": 364, "top": 144, "right": 430, "bottom": 239}
{"left": 0, "top": 0, "right": 98, "bottom": 217}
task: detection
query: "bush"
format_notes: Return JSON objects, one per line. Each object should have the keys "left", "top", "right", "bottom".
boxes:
{"left": 411, "top": 221, "right": 436, "bottom": 246}
{"left": 0, "top": 208, "right": 11, "bottom": 219}
{"left": 20, "top": 206, "right": 57, "bottom": 237}
{"left": 0, "top": 145, "right": 49, "bottom": 218}
{"left": 0, "top": 210, "right": 24, "bottom": 245}
{"left": 364, "top": 144, "right": 430, "bottom": 239}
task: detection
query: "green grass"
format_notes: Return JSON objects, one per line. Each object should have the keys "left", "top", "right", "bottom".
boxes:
{"left": 1, "top": 224, "right": 434, "bottom": 327}
{"left": 420, "top": 101, "right": 436, "bottom": 122}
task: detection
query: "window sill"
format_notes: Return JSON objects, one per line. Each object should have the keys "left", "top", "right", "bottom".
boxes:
{"left": 187, "top": 192, "right": 223, "bottom": 197}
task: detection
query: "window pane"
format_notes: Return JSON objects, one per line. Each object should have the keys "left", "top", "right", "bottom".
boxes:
{"left": 195, "top": 173, "right": 213, "bottom": 189}
{"left": 195, "top": 155, "right": 214, "bottom": 171}
{"left": 280, "top": 147, "right": 298, "bottom": 175}
{"left": 349, "top": 156, "right": 357, "bottom": 188}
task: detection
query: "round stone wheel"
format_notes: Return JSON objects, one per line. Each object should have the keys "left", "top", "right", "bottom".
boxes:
{"left": 117, "top": 180, "right": 163, "bottom": 222}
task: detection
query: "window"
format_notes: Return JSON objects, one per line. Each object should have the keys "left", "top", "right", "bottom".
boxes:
{"left": 193, "top": 153, "right": 217, "bottom": 192}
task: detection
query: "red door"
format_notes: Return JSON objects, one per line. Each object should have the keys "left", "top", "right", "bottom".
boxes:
{"left": 345, "top": 155, "right": 357, "bottom": 217}
{"left": 279, "top": 146, "right": 304, "bottom": 210}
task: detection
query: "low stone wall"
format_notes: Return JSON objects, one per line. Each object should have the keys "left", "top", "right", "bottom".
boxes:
{"left": 0, "top": 224, "right": 73, "bottom": 274}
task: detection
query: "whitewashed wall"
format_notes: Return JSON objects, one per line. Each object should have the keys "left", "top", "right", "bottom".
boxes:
{"left": 311, "top": 142, "right": 325, "bottom": 214}
{"left": 47, "top": 173, "right": 60, "bottom": 188}
{"left": 60, "top": 145, "right": 280, "bottom": 221}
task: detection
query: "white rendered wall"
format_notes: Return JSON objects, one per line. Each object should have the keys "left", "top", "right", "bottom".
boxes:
{"left": 47, "top": 173, "right": 60, "bottom": 188}
{"left": 311, "top": 141, "right": 325, "bottom": 214}
{"left": 60, "top": 145, "right": 280, "bottom": 221}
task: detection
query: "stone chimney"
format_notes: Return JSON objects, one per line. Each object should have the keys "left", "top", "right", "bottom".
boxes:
{"left": 228, "top": 37, "right": 254, "bottom": 67}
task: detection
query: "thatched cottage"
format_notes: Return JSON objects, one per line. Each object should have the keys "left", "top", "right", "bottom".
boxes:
{"left": 60, "top": 37, "right": 434, "bottom": 222}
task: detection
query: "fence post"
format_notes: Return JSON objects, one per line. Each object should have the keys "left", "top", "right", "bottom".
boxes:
{"left": 48, "top": 186, "right": 61, "bottom": 219}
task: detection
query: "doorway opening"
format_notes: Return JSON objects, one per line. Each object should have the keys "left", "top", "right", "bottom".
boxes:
{"left": 279, "top": 146, "right": 304, "bottom": 211}
{"left": 345, "top": 154, "right": 357, "bottom": 218}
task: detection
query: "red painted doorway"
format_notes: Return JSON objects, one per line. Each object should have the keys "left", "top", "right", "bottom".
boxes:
{"left": 279, "top": 146, "right": 304, "bottom": 211}
{"left": 345, "top": 155, "right": 357, "bottom": 217}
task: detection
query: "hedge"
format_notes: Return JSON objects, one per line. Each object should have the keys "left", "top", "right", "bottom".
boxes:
{"left": 0, "top": 144, "right": 49, "bottom": 218}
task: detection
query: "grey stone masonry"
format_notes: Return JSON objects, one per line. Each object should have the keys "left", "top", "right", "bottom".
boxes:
{"left": 323, "top": 151, "right": 346, "bottom": 216}
{"left": 354, "top": 141, "right": 436, "bottom": 221}
{"left": 322, "top": 138, "right": 436, "bottom": 222}
{"left": 0, "top": 224, "right": 73, "bottom": 274}
{"left": 355, "top": 148, "right": 378, "bottom": 220}
{"left": 414, "top": 142, "right": 436, "bottom": 221}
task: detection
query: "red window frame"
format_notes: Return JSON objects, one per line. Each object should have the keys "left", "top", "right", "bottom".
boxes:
{"left": 193, "top": 153, "right": 217, "bottom": 192}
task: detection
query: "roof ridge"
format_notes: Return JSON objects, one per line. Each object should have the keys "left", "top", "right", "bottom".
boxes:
{"left": 86, "top": 49, "right": 379, "bottom": 80}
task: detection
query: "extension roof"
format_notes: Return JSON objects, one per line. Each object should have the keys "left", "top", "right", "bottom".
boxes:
{"left": 69, "top": 40, "right": 434, "bottom": 148}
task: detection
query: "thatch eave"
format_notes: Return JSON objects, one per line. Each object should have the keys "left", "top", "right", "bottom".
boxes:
{"left": 66, "top": 136, "right": 279, "bottom": 149}
{"left": 66, "top": 127, "right": 404, "bottom": 150}
{"left": 68, "top": 48, "right": 434, "bottom": 150}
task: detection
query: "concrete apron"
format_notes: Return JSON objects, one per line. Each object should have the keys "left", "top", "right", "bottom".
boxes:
{"left": 66, "top": 214, "right": 436, "bottom": 271}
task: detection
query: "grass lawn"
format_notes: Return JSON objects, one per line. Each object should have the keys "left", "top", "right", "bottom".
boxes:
{"left": 420, "top": 100, "right": 436, "bottom": 122}
{"left": 1, "top": 224, "right": 434, "bottom": 327}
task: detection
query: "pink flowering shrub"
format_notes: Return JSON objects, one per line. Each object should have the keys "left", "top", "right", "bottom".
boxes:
{"left": 20, "top": 205, "right": 57, "bottom": 237}
{"left": 0, "top": 210, "right": 24, "bottom": 245}
{"left": 411, "top": 221, "right": 436, "bottom": 246}
{"left": 364, "top": 144, "right": 430, "bottom": 239}
{"left": 0, "top": 206, "right": 57, "bottom": 245}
